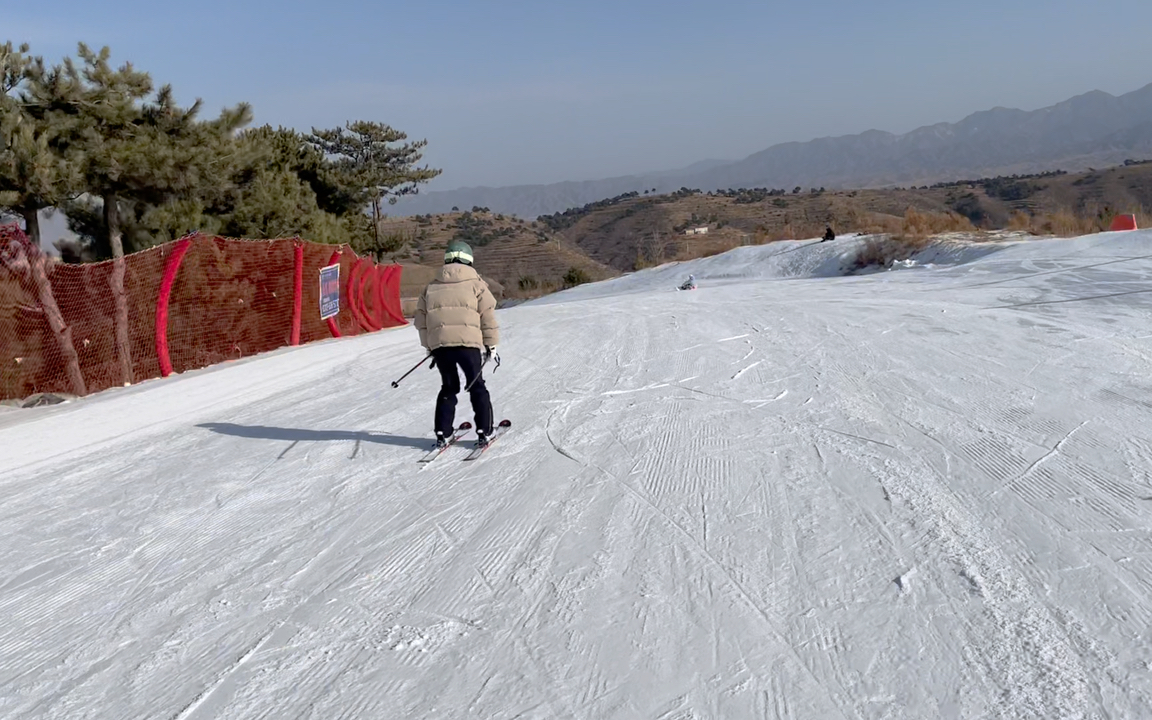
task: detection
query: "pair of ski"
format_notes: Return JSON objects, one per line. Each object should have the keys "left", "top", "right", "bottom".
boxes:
{"left": 418, "top": 419, "right": 512, "bottom": 463}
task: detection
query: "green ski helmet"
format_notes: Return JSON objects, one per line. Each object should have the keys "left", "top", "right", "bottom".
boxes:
{"left": 444, "top": 240, "right": 474, "bottom": 265}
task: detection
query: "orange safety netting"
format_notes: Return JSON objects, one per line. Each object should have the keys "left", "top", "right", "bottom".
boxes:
{"left": 1109, "top": 214, "right": 1139, "bottom": 232}
{"left": 0, "top": 225, "right": 405, "bottom": 402}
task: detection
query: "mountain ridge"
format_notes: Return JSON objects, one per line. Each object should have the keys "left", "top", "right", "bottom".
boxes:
{"left": 393, "top": 83, "right": 1152, "bottom": 218}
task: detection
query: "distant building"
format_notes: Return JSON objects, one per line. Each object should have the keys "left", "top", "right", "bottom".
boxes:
{"left": 684, "top": 226, "right": 709, "bottom": 236}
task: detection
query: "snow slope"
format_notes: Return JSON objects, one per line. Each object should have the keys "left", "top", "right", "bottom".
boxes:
{"left": 2, "top": 231, "right": 1152, "bottom": 719}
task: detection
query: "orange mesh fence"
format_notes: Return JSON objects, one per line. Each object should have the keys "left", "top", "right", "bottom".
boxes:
{"left": 1110, "top": 214, "right": 1139, "bottom": 231}
{"left": 0, "top": 225, "right": 405, "bottom": 402}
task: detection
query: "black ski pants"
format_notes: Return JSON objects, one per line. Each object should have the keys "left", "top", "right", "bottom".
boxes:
{"left": 432, "top": 346, "right": 493, "bottom": 437}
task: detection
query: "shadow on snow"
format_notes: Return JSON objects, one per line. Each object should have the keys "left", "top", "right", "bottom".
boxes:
{"left": 197, "top": 423, "right": 432, "bottom": 450}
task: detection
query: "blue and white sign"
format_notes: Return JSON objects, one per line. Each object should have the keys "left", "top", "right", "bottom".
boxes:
{"left": 319, "top": 264, "right": 340, "bottom": 320}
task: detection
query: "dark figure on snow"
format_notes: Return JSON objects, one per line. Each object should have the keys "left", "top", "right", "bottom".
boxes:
{"left": 679, "top": 274, "right": 697, "bottom": 291}
{"left": 822, "top": 226, "right": 836, "bottom": 242}
{"left": 414, "top": 240, "right": 500, "bottom": 447}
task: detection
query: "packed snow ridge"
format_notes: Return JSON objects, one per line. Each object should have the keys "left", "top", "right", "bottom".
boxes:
{"left": 2, "top": 231, "right": 1151, "bottom": 719}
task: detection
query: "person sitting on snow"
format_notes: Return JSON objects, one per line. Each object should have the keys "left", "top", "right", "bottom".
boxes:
{"left": 414, "top": 240, "right": 500, "bottom": 447}
{"left": 679, "top": 274, "right": 697, "bottom": 290}
{"left": 822, "top": 226, "right": 836, "bottom": 242}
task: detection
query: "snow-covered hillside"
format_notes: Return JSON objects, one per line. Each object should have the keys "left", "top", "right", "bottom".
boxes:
{"left": 2, "top": 231, "right": 1151, "bottom": 719}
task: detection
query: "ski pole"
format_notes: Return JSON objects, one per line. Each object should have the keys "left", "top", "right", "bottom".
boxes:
{"left": 391, "top": 353, "right": 432, "bottom": 388}
{"left": 465, "top": 350, "right": 500, "bottom": 393}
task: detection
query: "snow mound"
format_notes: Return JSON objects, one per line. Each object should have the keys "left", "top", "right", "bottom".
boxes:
{"left": 542, "top": 228, "right": 1152, "bottom": 305}
{"left": 537, "top": 232, "right": 1022, "bottom": 303}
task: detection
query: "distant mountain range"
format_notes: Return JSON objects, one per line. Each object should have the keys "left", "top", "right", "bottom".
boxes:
{"left": 393, "top": 83, "right": 1152, "bottom": 218}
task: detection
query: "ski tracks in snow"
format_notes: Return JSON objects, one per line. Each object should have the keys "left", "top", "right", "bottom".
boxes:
{"left": 3, "top": 234, "right": 1152, "bottom": 718}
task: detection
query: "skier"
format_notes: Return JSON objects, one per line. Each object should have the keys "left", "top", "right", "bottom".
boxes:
{"left": 679, "top": 274, "right": 697, "bottom": 291}
{"left": 822, "top": 226, "right": 836, "bottom": 242}
{"left": 413, "top": 240, "right": 500, "bottom": 447}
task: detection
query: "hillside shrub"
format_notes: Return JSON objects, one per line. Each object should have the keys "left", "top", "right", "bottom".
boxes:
{"left": 1036, "top": 210, "right": 1097, "bottom": 237}
{"left": 563, "top": 267, "right": 592, "bottom": 288}
{"left": 983, "top": 178, "right": 1040, "bottom": 202}
{"left": 902, "top": 208, "right": 974, "bottom": 236}
{"left": 948, "top": 193, "right": 993, "bottom": 226}
{"left": 697, "top": 241, "right": 740, "bottom": 259}
{"left": 536, "top": 191, "right": 642, "bottom": 231}
{"left": 1008, "top": 211, "right": 1034, "bottom": 232}
{"left": 849, "top": 234, "right": 932, "bottom": 272}
{"left": 996, "top": 206, "right": 1149, "bottom": 237}
{"left": 452, "top": 211, "right": 515, "bottom": 246}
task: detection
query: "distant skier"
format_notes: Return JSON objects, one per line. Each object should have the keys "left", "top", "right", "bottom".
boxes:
{"left": 679, "top": 274, "right": 697, "bottom": 291}
{"left": 414, "top": 240, "right": 500, "bottom": 447}
{"left": 822, "top": 226, "right": 836, "bottom": 242}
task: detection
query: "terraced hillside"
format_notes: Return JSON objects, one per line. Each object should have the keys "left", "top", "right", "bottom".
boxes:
{"left": 545, "top": 161, "right": 1152, "bottom": 271}
{"left": 388, "top": 161, "right": 1152, "bottom": 288}
{"left": 379, "top": 210, "right": 616, "bottom": 300}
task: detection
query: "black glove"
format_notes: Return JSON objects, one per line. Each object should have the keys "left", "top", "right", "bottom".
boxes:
{"left": 429, "top": 356, "right": 437, "bottom": 370}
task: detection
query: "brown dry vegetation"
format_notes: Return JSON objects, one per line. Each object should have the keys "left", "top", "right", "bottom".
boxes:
{"left": 1004, "top": 207, "right": 1152, "bottom": 237}
{"left": 544, "top": 161, "right": 1152, "bottom": 272}
{"left": 551, "top": 188, "right": 975, "bottom": 271}
{"left": 900, "top": 208, "right": 975, "bottom": 236}
{"left": 846, "top": 209, "right": 973, "bottom": 272}
{"left": 848, "top": 235, "right": 932, "bottom": 273}
{"left": 374, "top": 211, "right": 616, "bottom": 306}
{"left": 387, "top": 160, "right": 1152, "bottom": 296}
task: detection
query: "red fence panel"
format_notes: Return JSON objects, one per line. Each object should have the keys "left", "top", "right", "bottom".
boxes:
{"left": 1110, "top": 214, "right": 1138, "bottom": 231}
{"left": 156, "top": 237, "right": 194, "bottom": 378}
{"left": 291, "top": 241, "right": 304, "bottom": 346}
{"left": 379, "top": 265, "right": 406, "bottom": 326}
{"left": 0, "top": 226, "right": 406, "bottom": 402}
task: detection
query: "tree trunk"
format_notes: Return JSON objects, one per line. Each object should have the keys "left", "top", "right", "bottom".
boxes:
{"left": 32, "top": 255, "right": 87, "bottom": 396}
{"left": 371, "top": 196, "right": 381, "bottom": 246}
{"left": 7, "top": 240, "right": 88, "bottom": 396}
{"left": 21, "top": 208, "right": 41, "bottom": 249}
{"left": 104, "top": 194, "right": 134, "bottom": 386}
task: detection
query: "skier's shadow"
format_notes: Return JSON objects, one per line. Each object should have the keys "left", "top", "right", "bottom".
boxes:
{"left": 197, "top": 423, "right": 431, "bottom": 450}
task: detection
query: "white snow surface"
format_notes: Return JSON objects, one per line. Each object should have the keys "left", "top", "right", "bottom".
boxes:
{"left": 3, "top": 231, "right": 1152, "bottom": 719}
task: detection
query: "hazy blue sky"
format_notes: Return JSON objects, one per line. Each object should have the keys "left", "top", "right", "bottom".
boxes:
{"left": 8, "top": 0, "right": 1152, "bottom": 190}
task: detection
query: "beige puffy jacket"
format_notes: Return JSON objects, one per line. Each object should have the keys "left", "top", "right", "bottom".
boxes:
{"left": 414, "top": 264, "right": 499, "bottom": 351}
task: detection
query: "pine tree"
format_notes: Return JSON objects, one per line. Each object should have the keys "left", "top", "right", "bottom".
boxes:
{"left": 306, "top": 121, "right": 440, "bottom": 246}
{"left": 207, "top": 125, "right": 351, "bottom": 243}
{"left": 0, "top": 42, "right": 83, "bottom": 247}
{"left": 33, "top": 43, "right": 252, "bottom": 384}
{"left": 55, "top": 44, "right": 252, "bottom": 258}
